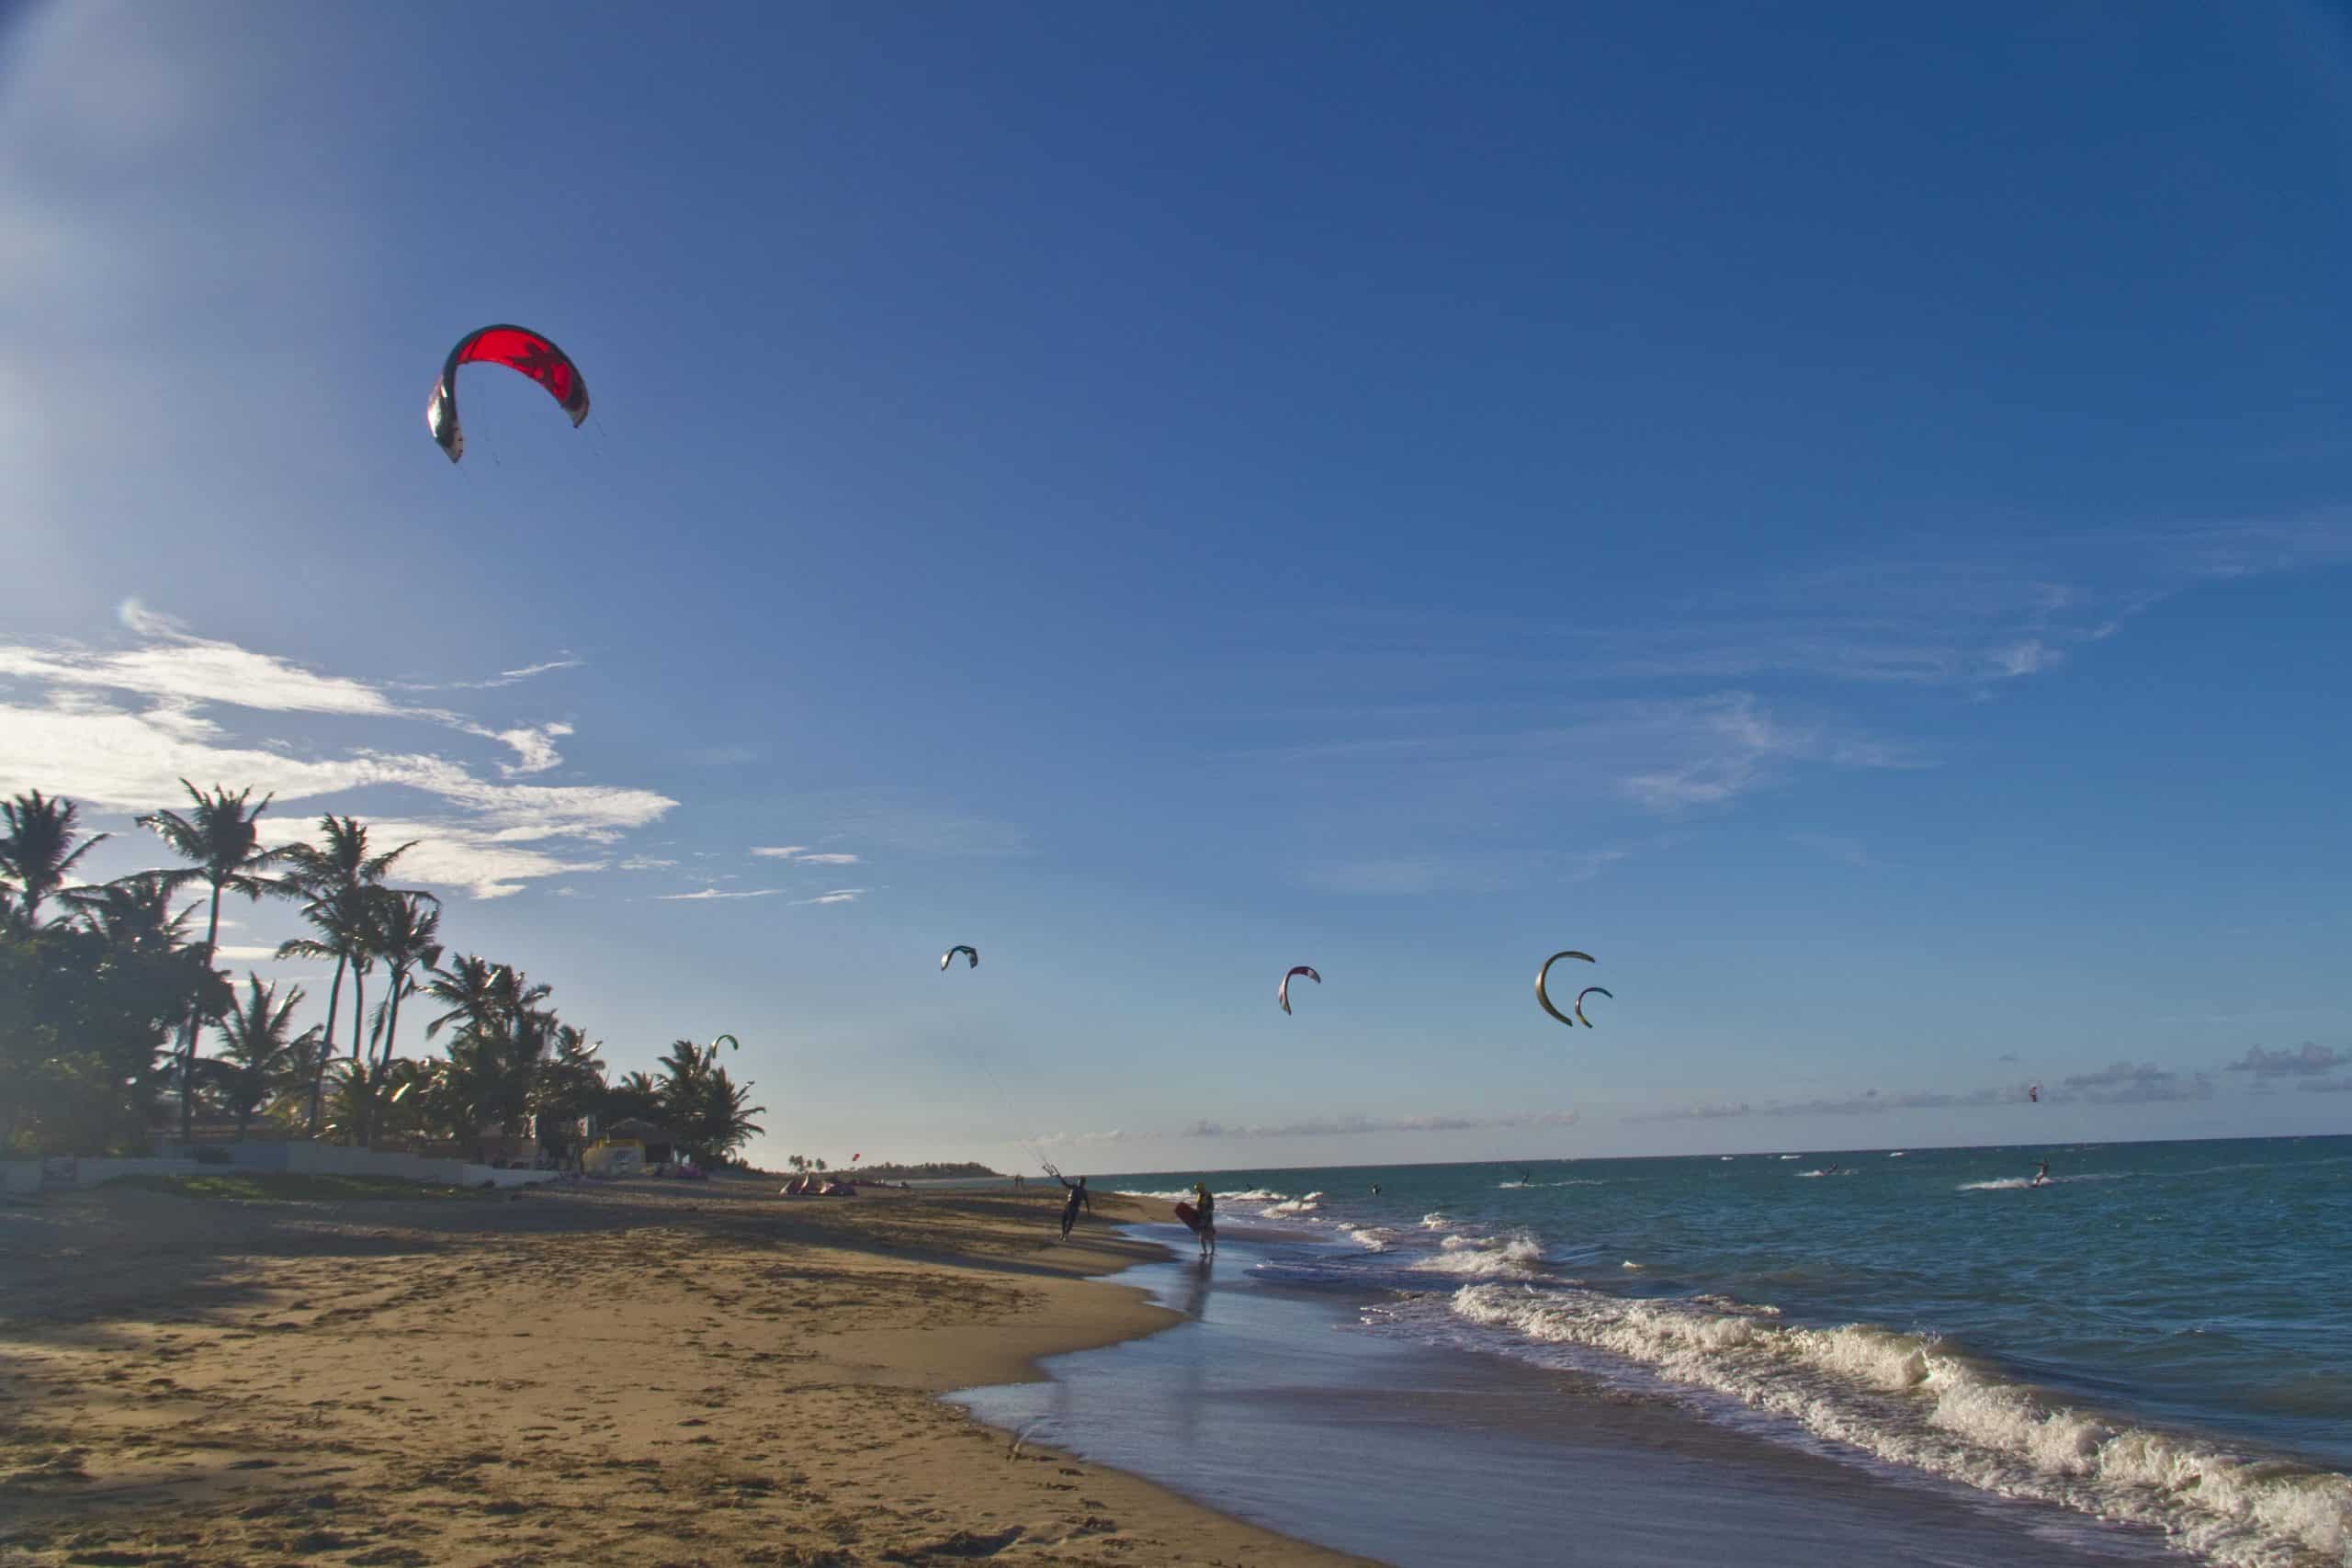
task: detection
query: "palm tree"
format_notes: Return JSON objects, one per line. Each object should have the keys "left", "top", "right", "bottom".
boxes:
{"left": 700, "top": 1069, "right": 767, "bottom": 1165}
{"left": 364, "top": 889, "right": 441, "bottom": 1070}
{"left": 487, "top": 964, "right": 553, "bottom": 1034}
{"left": 71, "top": 874, "right": 193, "bottom": 954}
{"left": 139, "top": 781, "right": 295, "bottom": 1137}
{"left": 528, "top": 1024, "right": 605, "bottom": 1166}
{"left": 278, "top": 818, "right": 413, "bottom": 1132}
{"left": 424, "top": 953, "right": 504, "bottom": 1041}
{"left": 276, "top": 886, "right": 374, "bottom": 1133}
{"left": 1, "top": 790, "right": 107, "bottom": 926}
{"left": 209, "top": 975, "right": 313, "bottom": 1139}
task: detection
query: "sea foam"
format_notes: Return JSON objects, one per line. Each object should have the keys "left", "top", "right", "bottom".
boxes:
{"left": 1448, "top": 1284, "right": 2352, "bottom": 1567}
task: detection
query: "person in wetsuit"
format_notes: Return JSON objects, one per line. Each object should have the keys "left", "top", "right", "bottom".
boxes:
{"left": 1056, "top": 1174, "right": 1090, "bottom": 1238}
{"left": 1193, "top": 1182, "right": 1216, "bottom": 1257}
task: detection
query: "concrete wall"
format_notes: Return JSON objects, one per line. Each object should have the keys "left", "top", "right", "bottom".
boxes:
{"left": 2, "top": 1156, "right": 200, "bottom": 1194}
{"left": 3, "top": 1145, "right": 561, "bottom": 1193}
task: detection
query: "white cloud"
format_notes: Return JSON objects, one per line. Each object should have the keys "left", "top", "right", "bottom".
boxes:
{"left": 791, "top": 888, "right": 866, "bottom": 906}
{"left": 752, "top": 845, "right": 862, "bottom": 865}
{"left": 0, "top": 612, "right": 673, "bottom": 899}
{"left": 392, "top": 657, "right": 583, "bottom": 693}
{"left": 655, "top": 887, "right": 786, "bottom": 902}
{"left": 618, "top": 855, "right": 679, "bottom": 871}
{"left": 473, "top": 722, "right": 572, "bottom": 778}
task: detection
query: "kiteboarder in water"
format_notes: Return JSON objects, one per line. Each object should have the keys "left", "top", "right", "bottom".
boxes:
{"left": 2032, "top": 1160, "right": 2051, "bottom": 1187}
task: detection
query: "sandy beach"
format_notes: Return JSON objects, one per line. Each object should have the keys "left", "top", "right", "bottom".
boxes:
{"left": 0, "top": 1179, "right": 1367, "bottom": 1568}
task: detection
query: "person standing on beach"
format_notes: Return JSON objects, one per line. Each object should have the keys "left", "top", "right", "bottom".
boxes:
{"left": 1193, "top": 1182, "right": 1216, "bottom": 1258}
{"left": 1057, "top": 1174, "right": 1087, "bottom": 1240}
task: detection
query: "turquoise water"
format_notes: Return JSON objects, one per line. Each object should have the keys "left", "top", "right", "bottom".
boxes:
{"left": 1077, "top": 1136, "right": 2351, "bottom": 1566}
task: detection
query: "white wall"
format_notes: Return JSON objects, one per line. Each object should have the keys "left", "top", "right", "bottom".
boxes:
{"left": 3, "top": 1145, "right": 560, "bottom": 1192}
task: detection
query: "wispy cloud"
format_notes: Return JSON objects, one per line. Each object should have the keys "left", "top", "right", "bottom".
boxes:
{"left": 1786, "top": 832, "right": 1870, "bottom": 867}
{"left": 391, "top": 657, "right": 583, "bottom": 693}
{"left": 655, "top": 886, "right": 786, "bottom": 902}
{"left": 1182, "top": 1111, "right": 1577, "bottom": 1138}
{"left": 791, "top": 888, "right": 866, "bottom": 906}
{"left": 0, "top": 609, "right": 673, "bottom": 899}
{"left": 762, "top": 790, "right": 1027, "bottom": 857}
{"left": 618, "top": 855, "right": 679, "bottom": 871}
{"left": 1636, "top": 1079, "right": 2042, "bottom": 1122}
{"left": 2223, "top": 1043, "right": 2346, "bottom": 1078}
{"left": 752, "top": 845, "right": 862, "bottom": 865}
{"left": 1031, "top": 1129, "right": 1128, "bottom": 1148}
{"left": 2061, "top": 1060, "right": 2213, "bottom": 1105}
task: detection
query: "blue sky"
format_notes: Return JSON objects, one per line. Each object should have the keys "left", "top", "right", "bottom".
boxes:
{"left": 5, "top": 1, "right": 2350, "bottom": 1171}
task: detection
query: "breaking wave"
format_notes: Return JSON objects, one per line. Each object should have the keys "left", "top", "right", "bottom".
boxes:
{"left": 1448, "top": 1284, "right": 2351, "bottom": 1567}
{"left": 1410, "top": 1232, "right": 1546, "bottom": 1280}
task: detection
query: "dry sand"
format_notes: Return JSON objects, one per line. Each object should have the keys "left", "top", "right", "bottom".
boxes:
{"left": 0, "top": 1178, "right": 1371, "bottom": 1567}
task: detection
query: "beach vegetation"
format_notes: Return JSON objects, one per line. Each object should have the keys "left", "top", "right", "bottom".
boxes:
{"left": 3, "top": 787, "right": 772, "bottom": 1168}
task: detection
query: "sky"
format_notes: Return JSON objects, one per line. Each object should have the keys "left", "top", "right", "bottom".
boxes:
{"left": 5, "top": 0, "right": 2351, "bottom": 1173}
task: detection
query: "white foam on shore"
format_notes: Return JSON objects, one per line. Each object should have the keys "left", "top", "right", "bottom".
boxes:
{"left": 1449, "top": 1284, "right": 2352, "bottom": 1568}
{"left": 1412, "top": 1232, "right": 1545, "bottom": 1280}
{"left": 1338, "top": 1223, "right": 1395, "bottom": 1253}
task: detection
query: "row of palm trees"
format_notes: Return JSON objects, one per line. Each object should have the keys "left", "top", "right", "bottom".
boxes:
{"left": 1, "top": 784, "right": 765, "bottom": 1164}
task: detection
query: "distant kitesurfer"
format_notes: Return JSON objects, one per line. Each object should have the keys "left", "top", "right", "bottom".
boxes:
{"left": 1371, "top": 1185, "right": 1382, "bottom": 1196}
{"left": 2032, "top": 1160, "right": 2050, "bottom": 1188}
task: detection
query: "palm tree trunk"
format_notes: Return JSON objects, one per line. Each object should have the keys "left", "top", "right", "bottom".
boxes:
{"left": 348, "top": 969, "right": 367, "bottom": 1145}
{"left": 379, "top": 974, "right": 405, "bottom": 1071}
{"left": 310, "top": 952, "right": 346, "bottom": 1136}
{"left": 180, "top": 879, "right": 226, "bottom": 1142}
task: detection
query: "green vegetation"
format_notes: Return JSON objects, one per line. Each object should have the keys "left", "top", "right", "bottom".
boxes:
{"left": 109, "top": 1171, "right": 502, "bottom": 1202}
{"left": 3, "top": 788, "right": 768, "bottom": 1166}
{"left": 834, "top": 1161, "right": 1001, "bottom": 1181}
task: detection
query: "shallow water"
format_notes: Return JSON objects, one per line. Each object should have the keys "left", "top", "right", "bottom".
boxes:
{"left": 966, "top": 1138, "right": 2352, "bottom": 1567}
{"left": 954, "top": 1231, "right": 2178, "bottom": 1566}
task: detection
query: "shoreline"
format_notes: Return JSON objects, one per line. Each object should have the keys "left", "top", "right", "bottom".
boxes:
{"left": 0, "top": 1176, "right": 1373, "bottom": 1567}
{"left": 952, "top": 1223, "right": 2193, "bottom": 1568}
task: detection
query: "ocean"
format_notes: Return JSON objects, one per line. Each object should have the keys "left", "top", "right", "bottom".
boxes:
{"left": 951, "top": 1136, "right": 2351, "bottom": 1567}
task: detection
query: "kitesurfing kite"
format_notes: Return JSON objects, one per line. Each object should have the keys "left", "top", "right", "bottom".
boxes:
{"left": 1278, "top": 965, "right": 1321, "bottom": 1015}
{"left": 1535, "top": 950, "right": 1596, "bottom": 1029}
{"left": 1574, "top": 986, "right": 1612, "bottom": 1028}
{"left": 426, "top": 324, "right": 590, "bottom": 462}
{"left": 698, "top": 1033, "right": 741, "bottom": 1069}
{"left": 941, "top": 945, "right": 979, "bottom": 972}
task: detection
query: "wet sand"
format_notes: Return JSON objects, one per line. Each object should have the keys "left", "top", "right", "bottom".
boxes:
{"left": 956, "top": 1226, "right": 2183, "bottom": 1568}
{"left": 0, "top": 1178, "right": 1370, "bottom": 1567}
